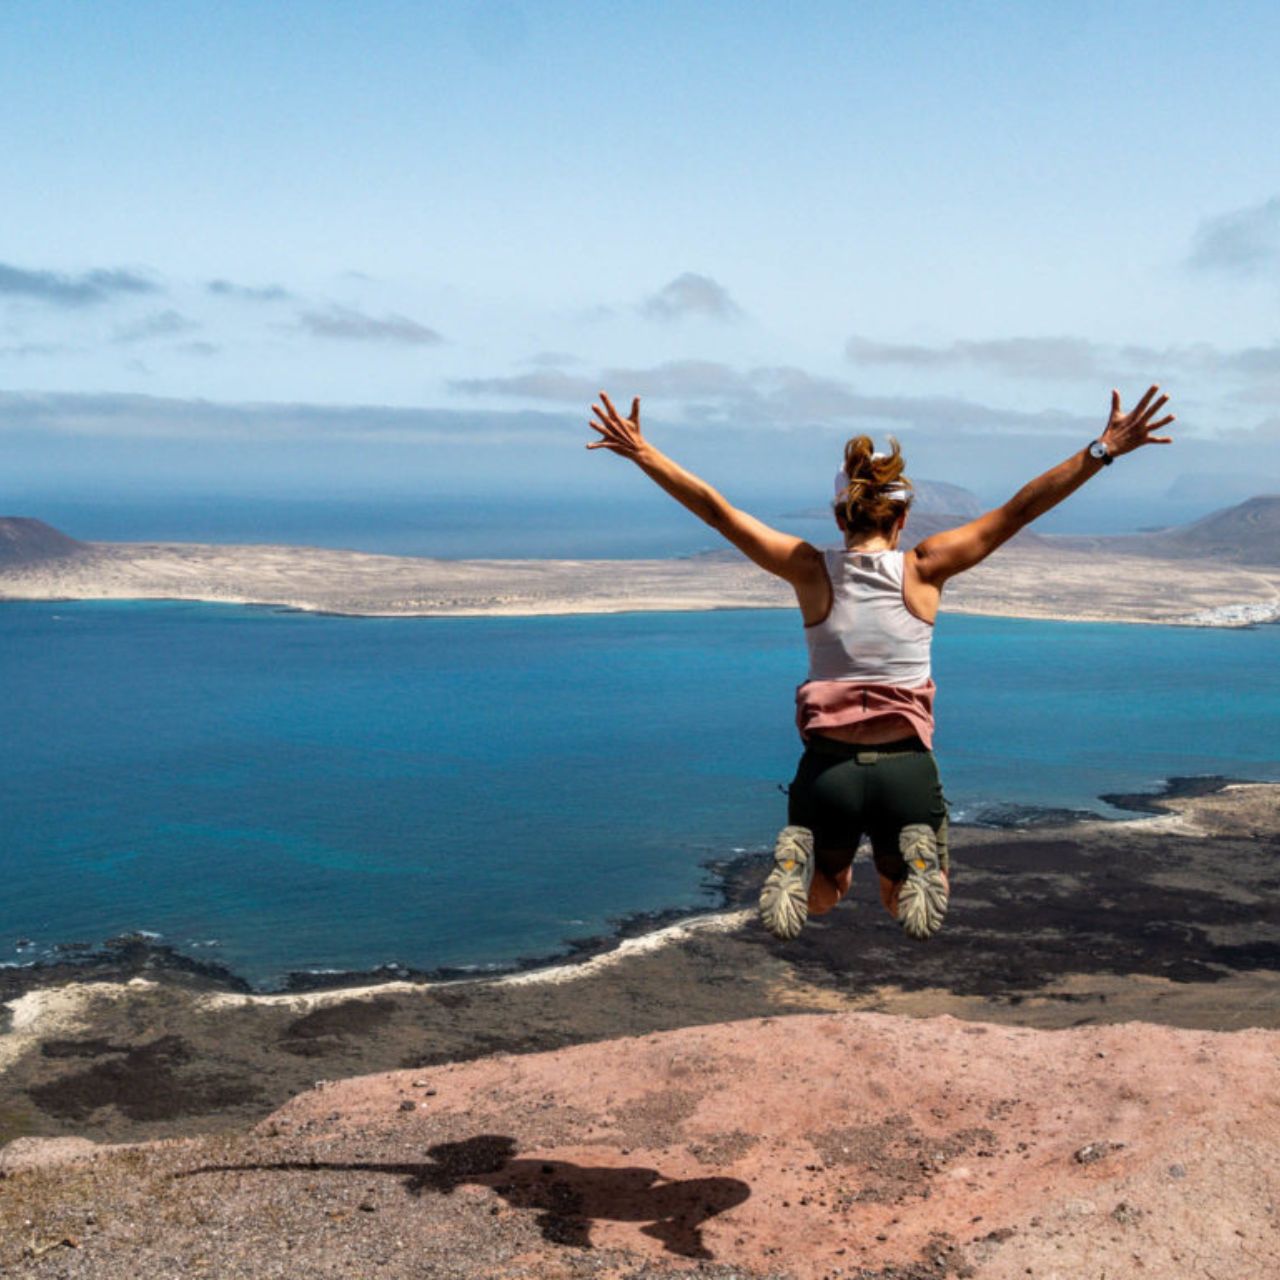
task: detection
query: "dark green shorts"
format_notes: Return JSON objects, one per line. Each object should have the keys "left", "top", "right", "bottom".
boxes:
{"left": 786, "top": 735, "right": 948, "bottom": 880}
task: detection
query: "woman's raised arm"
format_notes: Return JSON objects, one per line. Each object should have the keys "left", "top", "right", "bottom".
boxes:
{"left": 911, "top": 385, "right": 1174, "bottom": 589}
{"left": 588, "top": 391, "right": 825, "bottom": 590}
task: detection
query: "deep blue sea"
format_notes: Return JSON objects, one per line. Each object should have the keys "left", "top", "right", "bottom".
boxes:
{"left": 3, "top": 602, "right": 1278, "bottom": 988}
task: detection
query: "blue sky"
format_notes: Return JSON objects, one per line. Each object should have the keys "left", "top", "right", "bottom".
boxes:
{"left": 2, "top": 0, "right": 1279, "bottom": 526}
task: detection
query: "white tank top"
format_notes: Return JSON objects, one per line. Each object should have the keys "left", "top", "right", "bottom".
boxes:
{"left": 804, "top": 548, "right": 933, "bottom": 686}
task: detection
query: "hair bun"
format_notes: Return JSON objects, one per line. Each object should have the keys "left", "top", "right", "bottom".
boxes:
{"left": 834, "top": 435, "right": 912, "bottom": 538}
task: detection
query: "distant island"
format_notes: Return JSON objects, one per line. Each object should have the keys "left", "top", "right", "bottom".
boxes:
{"left": 1, "top": 495, "right": 1278, "bottom": 627}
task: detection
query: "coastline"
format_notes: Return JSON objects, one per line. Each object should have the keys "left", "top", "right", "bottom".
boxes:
{"left": 0, "top": 774, "right": 1251, "bottom": 1006}
{"left": 3, "top": 777, "right": 1277, "bottom": 1149}
{"left": 2, "top": 536, "right": 1279, "bottom": 626}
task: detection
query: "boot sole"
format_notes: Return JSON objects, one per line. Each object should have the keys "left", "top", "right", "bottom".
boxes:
{"left": 758, "top": 825, "right": 814, "bottom": 941}
{"left": 897, "top": 822, "right": 948, "bottom": 941}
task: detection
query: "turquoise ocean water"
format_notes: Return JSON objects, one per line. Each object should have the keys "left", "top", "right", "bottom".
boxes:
{"left": 3, "top": 601, "right": 1278, "bottom": 988}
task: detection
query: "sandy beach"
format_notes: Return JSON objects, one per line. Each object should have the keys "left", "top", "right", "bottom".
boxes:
{"left": 2, "top": 533, "right": 1279, "bottom": 626}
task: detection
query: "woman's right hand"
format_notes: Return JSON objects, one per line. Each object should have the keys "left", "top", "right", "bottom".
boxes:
{"left": 910, "top": 383, "right": 1177, "bottom": 592}
{"left": 1100, "top": 385, "right": 1175, "bottom": 457}
{"left": 587, "top": 392, "right": 647, "bottom": 460}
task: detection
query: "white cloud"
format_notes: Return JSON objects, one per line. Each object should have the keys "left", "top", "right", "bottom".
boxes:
{"left": 847, "top": 333, "right": 1280, "bottom": 386}
{"left": 0, "top": 390, "right": 563, "bottom": 443}
{"left": 297, "top": 305, "right": 442, "bottom": 345}
{"left": 639, "top": 273, "right": 743, "bottom": 322}
{"left": 207, "top": 279, "right": 293, "bottom": 302}
{"left": 1188, "top": 196, "right": 1280, "bottom": 276}
{"left": 451, "top": 358, "right": 1094, "bottom": 436}
{"left": 847, "top": 335, "right": 1111, "bottom": 379}
{"left": 0, "top": 262, "right": 160, "bottom": 307}
{"left": 112, "top": 309, "right": 202, "bottom": 344}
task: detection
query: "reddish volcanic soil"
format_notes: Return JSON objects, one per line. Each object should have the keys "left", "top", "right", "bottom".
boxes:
{"left": 3, "top": 1011, "right": 1277, "bottom": 1279}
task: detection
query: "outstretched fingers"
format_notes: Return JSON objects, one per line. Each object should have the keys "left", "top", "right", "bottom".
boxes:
{"left": 1105, "top": 385, "right": 1176, "bottom": 454}
{"left": 1137, "top": 392, "right": 1170, "bottom": 424}
{"left": 1128, "top": 384, "right": 1159, "bottom": 420}
{"left": 586, "top": 390, "right": 643, "bottom": 455}
{"left": 596, "top": 390, "right": 641, "bottom": 426}
{"left": 588, "top": 397, "right": 621, "bottom": 449}
{"left": 1132, "top": 389, "right": 1175, "bottom": 446}
{"left": 598, "top": 391, "right": 623, "bottom": 424}
{"left": 586, "top": 414, "right": 623, "bottom": 451}
{"left": 586, "top": 415, "right": 611, "bottom": 449}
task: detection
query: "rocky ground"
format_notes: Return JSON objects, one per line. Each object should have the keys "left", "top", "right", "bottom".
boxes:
{"left": 2, "top": 1012, "right": 1277, "bottom": 1279}
{"left": 1, "top": 782, "right": 1278, "bottom": 1277}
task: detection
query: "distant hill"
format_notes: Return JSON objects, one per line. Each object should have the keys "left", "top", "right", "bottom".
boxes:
{"left": 1118, "top": 495, "right": 1280, "bottom": 567}
{"left": 0, "top": 517, "right": 86, "bottom": 567}
{"left": 1165, "top": 472, "right": 1280, "bottom": 505}
{"left": 910, "top": 479, "right": 985, "bottom": 518}
{"left": 902, "top": 510, "right": 976, "bottom": 544}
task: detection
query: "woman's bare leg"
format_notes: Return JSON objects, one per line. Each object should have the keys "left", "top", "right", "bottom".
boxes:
{"left": 809, "top": 847, "right": 856, "bottom": 916}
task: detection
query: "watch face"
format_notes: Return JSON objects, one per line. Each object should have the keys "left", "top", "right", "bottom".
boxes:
{"left": 1089, "top": 441, "right": 1107, "bottom": 459}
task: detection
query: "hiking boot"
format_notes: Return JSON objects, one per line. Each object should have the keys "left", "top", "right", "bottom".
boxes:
{"left": 896, "top": 822, "right": 948, "bottom": 941}
{"left": 758, "top": 825, "right": 814, "bottom": 941}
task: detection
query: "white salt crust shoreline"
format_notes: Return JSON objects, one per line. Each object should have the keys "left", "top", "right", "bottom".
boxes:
{"left": 0, "top": 911, "right": 757, "bottom": 1074}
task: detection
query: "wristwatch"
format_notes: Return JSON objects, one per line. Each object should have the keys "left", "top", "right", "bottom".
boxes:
{"left": 1087, "top": 439, "right": 1114, "bottom": 466}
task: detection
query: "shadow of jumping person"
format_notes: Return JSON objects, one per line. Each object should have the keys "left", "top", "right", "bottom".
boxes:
{"left": 177, "top": 1133, "right": 751, "bottom": 1260}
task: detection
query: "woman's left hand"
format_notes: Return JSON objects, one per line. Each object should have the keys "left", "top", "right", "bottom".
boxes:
{"left": 587, "top": 392, "right": 646, "bottom": 459}
{"left": 1101, "top": 385, "right": 1175, "bottom": 457}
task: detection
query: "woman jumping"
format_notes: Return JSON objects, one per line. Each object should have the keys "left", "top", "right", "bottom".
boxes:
{"left": 588, "top": 386, "right": 1174, "bottom": 942}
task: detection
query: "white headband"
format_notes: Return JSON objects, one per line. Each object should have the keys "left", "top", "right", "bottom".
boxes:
{"left": 833, "top": 460, "right": 912, "bottom": 504}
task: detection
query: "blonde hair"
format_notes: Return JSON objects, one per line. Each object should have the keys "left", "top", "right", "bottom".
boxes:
{"left": 834, "top": 435, "right": 913, "bottom": 539}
